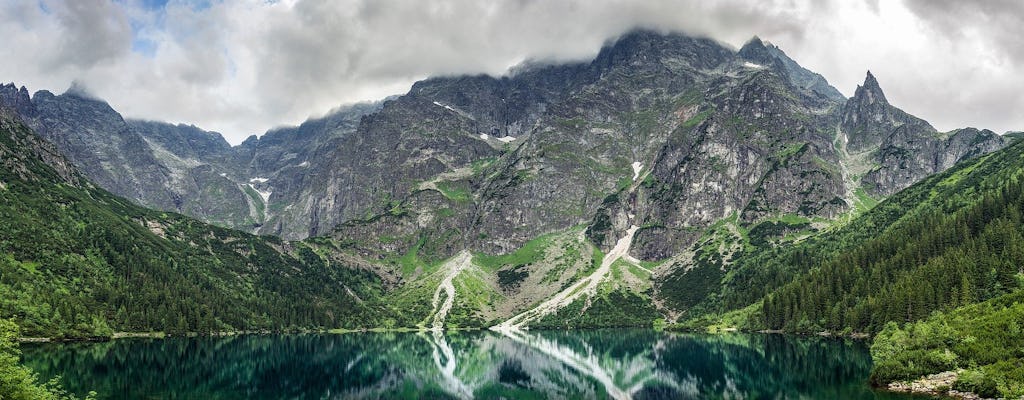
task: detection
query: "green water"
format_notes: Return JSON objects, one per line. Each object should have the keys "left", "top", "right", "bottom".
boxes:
{"left": 21, "top": 329, "right": 933, "bottom": 399}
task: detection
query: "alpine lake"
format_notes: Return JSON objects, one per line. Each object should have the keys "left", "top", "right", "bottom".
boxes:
{"left": 21, "top": 329, "right": 938, "bottom": 399}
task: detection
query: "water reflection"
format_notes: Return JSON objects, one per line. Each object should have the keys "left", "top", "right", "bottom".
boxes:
{"left": 21, "top": 330, "right": 926, "bottom": 399}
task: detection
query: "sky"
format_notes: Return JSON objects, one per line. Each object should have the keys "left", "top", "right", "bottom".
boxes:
{"left": 1, "top": 0, "right": 1021, "bottom": 144}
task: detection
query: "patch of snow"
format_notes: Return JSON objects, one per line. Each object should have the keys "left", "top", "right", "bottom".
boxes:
{"left": 743, "top": 62, "right": 765, "bottom": 69}
{"left": 219, "top": 173, "right": 227, "bottom": 177}
{"left": 479, "top": 133, "right": 490, "bottom": 140}
{"left": 247, "top": 184, "right": 272, "bottom": 203}
{"left": 432, "top": 101, "right": 457, "bottom": 112}
{"left": 497, "top": 136, "right": 516, "bottom": 143}
{"left": 249, "top": 177, "right": 269, "bottom": 183}
{"left": 298, "top": 161, "right": 310, "bottom": 167}
{"left": 631, "top": 162, "right": 643, "bottom": 181}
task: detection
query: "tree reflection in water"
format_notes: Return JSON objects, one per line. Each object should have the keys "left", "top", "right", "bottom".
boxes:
{"left": 21, "top": 330, "right": 923, "bottom": 399}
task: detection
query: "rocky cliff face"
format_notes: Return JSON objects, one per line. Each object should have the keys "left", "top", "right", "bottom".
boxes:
{"left": 838, "top": 72, "right": 1005, "bottom": 196}
{"left": 0, "top": 30, "right": 1006, "bottom": 254}
{"left": 0, "top": 82, "right": 384, "bottom": 233}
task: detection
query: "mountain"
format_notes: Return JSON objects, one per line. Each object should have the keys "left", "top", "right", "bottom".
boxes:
{"left": 681, "top": 136, "right": 1024, "bottom": 398}
{"left": 839, "top": 71, "right": 1005, "bottom": 196}
{"left": 0, "top": 29, "right": 1010, "bottom": 332}
{"left": 1, "top": 31, "right": 1003, "bottom": 250}
{"left": 0, "top": 107, "right": 394, "bottom": 338}
{"left": 0, "top": 82, "right": 385, "bottom": 235}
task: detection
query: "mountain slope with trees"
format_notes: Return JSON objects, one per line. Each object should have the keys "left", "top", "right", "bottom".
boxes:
{"left": 0, "top": 109, "right": 394, "bottom": 338}
{"left": 674, "top": 132, "right": 1024, "bottom": 397}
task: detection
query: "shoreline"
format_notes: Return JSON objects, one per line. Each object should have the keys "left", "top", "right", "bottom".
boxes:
{"left": 20, "top": 325, "right": 877, "bottom": 344}
{"left": 17, "top": 326, "right": 489, "bottom": 343}
{"left": 884, "top": 370, "right": 984, "bottom": 400}
{"left": 665, "top": 325, "right": 873, "bottom": 340}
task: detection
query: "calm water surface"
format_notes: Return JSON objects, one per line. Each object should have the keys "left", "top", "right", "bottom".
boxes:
{"left": 21, "top": 329, "right": 933, "bottom": 399}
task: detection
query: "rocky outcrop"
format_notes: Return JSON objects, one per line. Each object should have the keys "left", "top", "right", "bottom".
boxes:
{"left": 738, "top": 37, "right": 845, "bottom": 103}
{"left": 839, "top": 72, "right": 1006, "bottom": 196}
{"left": 887, "top": 371, "right": 988, "bottom": 400}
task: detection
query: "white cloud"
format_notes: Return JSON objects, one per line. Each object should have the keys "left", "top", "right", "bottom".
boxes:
{"left": 0, "top": 0, "right": 1020, "bottom": 144}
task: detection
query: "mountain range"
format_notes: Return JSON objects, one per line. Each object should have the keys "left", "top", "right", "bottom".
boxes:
{"left": 6, "top": 27, "right": 1024, "bottom": 396}
{"left": 2, "top": 31, "right": 1023, "bottom": 395}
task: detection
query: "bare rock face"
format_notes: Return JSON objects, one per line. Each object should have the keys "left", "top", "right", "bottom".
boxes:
{"left": 0, "top": 30, "right": 1007, "bottom": 258}
{"left": 28, "top": 89, "right": 182, "bottom": 210}
{"left": 839, "top": 72, "right": 1006, "bottom": 197}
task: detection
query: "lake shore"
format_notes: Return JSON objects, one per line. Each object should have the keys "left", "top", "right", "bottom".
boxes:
{"left": 18, "top": 326, "right": 494, "bottom": 343}
{"left": 885, "top": 370, "right": 985, "bottom": 400}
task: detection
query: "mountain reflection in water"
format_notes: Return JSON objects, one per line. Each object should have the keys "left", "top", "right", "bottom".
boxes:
{"left": 21, "top": 329, "right": 927, "bottom": 399}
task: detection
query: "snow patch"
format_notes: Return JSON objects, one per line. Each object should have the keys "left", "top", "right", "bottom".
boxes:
{"left": 298, "top": 161, "right": 310, "bottom": 168}
{"left": 479, "top": 133, "right": 490, "bottom": 140}
{"left": 219, "top": 173, "right": 227, "bottom": 178}
{"left": 249, "top": 177, "right": 269, "bottom": 183}
{"left": 497, "top": 136, "right": 516, "bottom": 143}
{"left": 631, "top": 162, "right": 643, "bottom": 181}
{"left": 743, "top": 62, "right": 765, "bottom": 69}
{"left": 432, "top": 101, "right": 457, "bottom": 112}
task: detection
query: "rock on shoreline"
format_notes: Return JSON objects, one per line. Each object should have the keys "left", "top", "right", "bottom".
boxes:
{"left": 887, "top": 370, "right": 987, "bottom": 400}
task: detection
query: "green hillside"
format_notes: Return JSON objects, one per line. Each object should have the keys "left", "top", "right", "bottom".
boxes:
{"left": 870, "top": 289, "right": 1024, "bottom": 398}
{"left": 679, "top": 135, "right": 1024, "bottom": 395}
{"left": 0, "top": 111, "right": 391, "bottom": 338}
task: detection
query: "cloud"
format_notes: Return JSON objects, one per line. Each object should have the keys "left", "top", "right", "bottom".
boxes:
{"left": 46, "top": 0, "right": 133, "bottom": 69}
{"left": 0, "top": 0, "right": 1020, "bottom": 144}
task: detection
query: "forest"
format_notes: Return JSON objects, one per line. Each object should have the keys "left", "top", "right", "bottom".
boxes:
{"left": 676, "top": 138, "right": 1024, "bottom": 395}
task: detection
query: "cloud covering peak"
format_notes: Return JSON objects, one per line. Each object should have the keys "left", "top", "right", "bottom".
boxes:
{"left": 2, "top": 0, "right": 1021, "bottom": 144}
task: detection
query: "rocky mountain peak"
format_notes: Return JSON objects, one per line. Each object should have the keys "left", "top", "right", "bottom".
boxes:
{"left": 738, "top": 36, "right": 767, "bottom": 57}
{"left": 853, "top": 70, "right": 888, "bottom": 105}
{"left": 738, "top": 37, "right": 844, "bottom": 103}
{"left": 840, "top": 70, "right": 921, "bottom": 152}
{"left": 592, "top": 28, "right": 734, "bottom": 71}
{"left": 0, "top": 83, "right": 36, "bottom": 118}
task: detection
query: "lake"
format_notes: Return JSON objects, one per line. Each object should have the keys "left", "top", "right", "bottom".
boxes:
{"left": 21, "top": 329, "right": 933, "bottom": 399}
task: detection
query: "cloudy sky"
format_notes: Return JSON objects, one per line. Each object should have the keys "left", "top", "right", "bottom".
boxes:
{"left": 1, "top": 0, "right": 1020, "bottom": 144}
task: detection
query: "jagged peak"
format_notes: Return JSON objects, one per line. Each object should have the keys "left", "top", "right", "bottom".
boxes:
{"left": 0, "top": 82, "right": 29, "bottom": 95}
{"left": 739, "top": 36, "right": 768, "bottom": 57}
{"left": 743, "top": 35, "right": 764, "bottom": 48}
{"left": 853, "top": 70, "right": 888, "bottom": 105}
{"left": 0, "top": 82, "right": 37, "bottom": 117}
